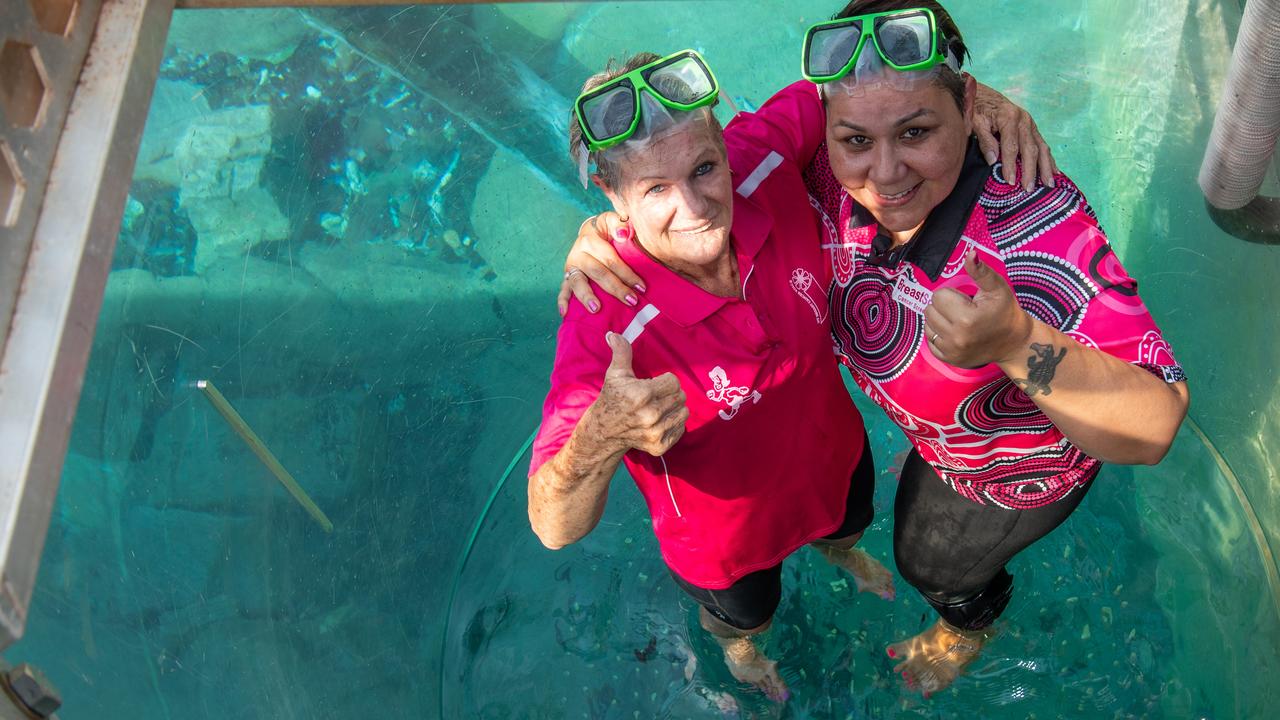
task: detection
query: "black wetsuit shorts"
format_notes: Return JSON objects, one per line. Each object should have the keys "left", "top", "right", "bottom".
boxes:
{"left": 893, "top": 450, "right": 1096, "bottom": 629}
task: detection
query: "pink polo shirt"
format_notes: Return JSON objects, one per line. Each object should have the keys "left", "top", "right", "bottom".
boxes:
{"left": 531, "top": 102, "right": 865, "bottom": 589}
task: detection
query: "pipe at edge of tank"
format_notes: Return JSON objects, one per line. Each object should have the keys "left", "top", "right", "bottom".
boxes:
{"left": 1199, "top": 0, "right": 1280, "bottom": 243}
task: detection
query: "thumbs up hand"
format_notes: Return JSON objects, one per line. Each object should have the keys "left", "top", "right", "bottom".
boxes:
{"left": 923, "top": 249, "right": 1035, "bottom": 369}
{"left": 587, "top": 332, "right": 689, "bottom": 457}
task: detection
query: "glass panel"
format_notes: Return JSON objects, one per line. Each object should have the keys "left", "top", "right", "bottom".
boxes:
{"left": 12, "top": 2, "right": 1279, "bottom": 719}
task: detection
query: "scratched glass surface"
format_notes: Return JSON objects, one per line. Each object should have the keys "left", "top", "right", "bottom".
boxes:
{"left": 14, "top": 2, "right": 1279, "bottom": 718}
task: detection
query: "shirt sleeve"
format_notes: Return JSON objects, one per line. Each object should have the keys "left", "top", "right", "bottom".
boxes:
{"left": 1012, "top": 189, "right": 1186, "bottom": 384}
{"left": 724, "top": 80, "right": 827, "bottom": 170}
{"left": 529, "top": 311, "right": 615, "bottom": 477}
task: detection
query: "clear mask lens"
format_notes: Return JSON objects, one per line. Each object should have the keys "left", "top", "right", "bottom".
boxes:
{"left": 581, "top": 82, "right": 637, "bottom": 143}
{"left": 876, "top": 14, "right": 933, "bottom": 66}
{"left": 648, "top": 56, "right": 715, "bottom": 104}
{"left": 807, "top": 21, "right": 862, "bottom": 78}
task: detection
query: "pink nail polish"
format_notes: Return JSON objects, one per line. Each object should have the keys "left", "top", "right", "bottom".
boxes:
{"left": 887, "top": 648, "right": 897, "bottom": 658}
{"left": 625, "top": 294, "right": 638, "bottom": 306}
{"left": 616, "top": 227, "right": 631, "bottom": 241}
{"left": 634, "top": 283, "right": 646, "bottom": 294}
{"left": 588, "top": 300, "right": 600, "bottom": 313}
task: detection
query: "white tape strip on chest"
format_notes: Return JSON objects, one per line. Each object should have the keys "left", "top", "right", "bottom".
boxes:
{"left": 736, "top": 151, "right": 784, "bottom": 199}
{"left": 621, "top": 304, "right": 661, "bottom": 343}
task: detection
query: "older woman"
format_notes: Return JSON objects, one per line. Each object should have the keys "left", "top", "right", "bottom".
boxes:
{"left": 529, "top": 50, "right": 1042, "bottom": 701}
{"left": 558, "top": 0, "right": 1189, "bottom": 698}
{"left": 529, "top": 51, "right": 885, "bottom": 702}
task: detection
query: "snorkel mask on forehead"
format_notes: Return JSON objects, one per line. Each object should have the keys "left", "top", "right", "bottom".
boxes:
{"left": 572, "top": 50, "right": 729, "bottom": 187}
{"left": 803, "top": 8, "right": 962, "bottom": 97}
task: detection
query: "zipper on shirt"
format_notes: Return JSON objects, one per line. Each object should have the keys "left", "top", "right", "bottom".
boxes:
{"left": 660, "top": 456, "right": 683, "bottom": 518}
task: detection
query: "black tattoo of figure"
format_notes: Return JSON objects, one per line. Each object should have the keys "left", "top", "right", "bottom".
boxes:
{"left": 1013, "top": 343, "right": 1067, "bottom": 397}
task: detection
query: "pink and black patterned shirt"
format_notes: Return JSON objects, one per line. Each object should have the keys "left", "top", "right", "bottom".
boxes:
{"left": 804, "top": 128, "right": 1185, "bottom": 509}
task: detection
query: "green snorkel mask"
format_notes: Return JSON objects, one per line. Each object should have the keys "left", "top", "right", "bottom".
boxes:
{"left": 572, "top": 50, "right": 729, "bottom": 186}
{"left": 802, "top": 8, "right": 961, "bottom": 90}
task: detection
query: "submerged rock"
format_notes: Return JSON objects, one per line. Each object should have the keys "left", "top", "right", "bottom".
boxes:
{"left": 171, "top": 104, "right": 290, "bottom": 272}
{"left": 134, "top": 79, "right": 212, "bottom": 187}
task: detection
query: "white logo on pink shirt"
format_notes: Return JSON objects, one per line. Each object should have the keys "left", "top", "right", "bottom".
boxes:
{"left": 789, "top": 268, "right": 828, "bottom": 324}
{"left": 891, "top": 274, "right": 933, "bottom": 316}
{"left": 707, "top": 366, "right": 762, "bottom": 421}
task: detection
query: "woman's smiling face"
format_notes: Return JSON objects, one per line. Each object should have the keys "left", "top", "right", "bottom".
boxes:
{"left": 600, "top": 117, "right": 733, "bottom": 269}
{"left": 824, "top": 73, "right": 975, "bottom": 243}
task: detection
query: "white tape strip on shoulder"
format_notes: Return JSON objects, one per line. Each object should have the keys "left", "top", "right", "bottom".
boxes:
{"left": 621, "top": 304, "right": 661, "bottom": 343}
{"left": 736, "top": 151, "right": 784, "bottom": 199}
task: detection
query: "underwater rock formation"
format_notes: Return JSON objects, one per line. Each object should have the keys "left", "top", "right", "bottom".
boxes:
{"left": 302, "top": 5, "right": 594, "bottom": 208}
{"left": 173, "top": 105, "right": 290, "bottom": 273}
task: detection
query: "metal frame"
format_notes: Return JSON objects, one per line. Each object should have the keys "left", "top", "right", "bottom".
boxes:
{"left": 0, "top": 0, "right": 175, "bottom": 651}
{"left": 0, "top": 0, "right": 103, "bottom": 360}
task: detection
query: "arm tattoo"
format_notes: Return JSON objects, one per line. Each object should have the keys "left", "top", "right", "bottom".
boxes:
{"left": 1012, "top": 342, "right": 1067, "bottom": 397}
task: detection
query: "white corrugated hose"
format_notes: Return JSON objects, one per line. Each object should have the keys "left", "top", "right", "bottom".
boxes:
{"left": 1199, "top": 0, "right": 1280, "bottom": 210}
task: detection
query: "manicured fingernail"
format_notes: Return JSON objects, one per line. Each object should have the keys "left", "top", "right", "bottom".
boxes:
{"left": 625, "top": 294, "right": 638, "bottom": 306}
{"left": 633, "top": 283, "right": 646, "bottom": 294}
{"left": 985, "top": 151, "right": 997, "bottom": 165}
{"left": 558, "top": 305, "right": 566, "bottom": 318}
{"left": 615, "top": 227, "right": 631, "bottom": 241}
{"left": 588, "top": 300, "right": 600, "bottom": 313}
{"left": 887, "top": 648, "right": 897, "bottom": 658}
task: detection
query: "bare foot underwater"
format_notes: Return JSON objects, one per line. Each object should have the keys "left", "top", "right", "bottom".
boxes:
{"left": 887, "top": 618, "right": 992, "bottom": 696}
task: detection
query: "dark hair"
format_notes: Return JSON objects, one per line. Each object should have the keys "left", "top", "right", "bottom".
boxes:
{"left": 568, "top": 52, "right": 723, "bottom": 190}
{"left": 831, "top": 0, "right": 969, "bottom": 111}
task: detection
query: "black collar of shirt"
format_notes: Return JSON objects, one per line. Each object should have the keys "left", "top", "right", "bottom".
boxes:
{"left": 858, "top": 137, "right": 992, "bottom": 281}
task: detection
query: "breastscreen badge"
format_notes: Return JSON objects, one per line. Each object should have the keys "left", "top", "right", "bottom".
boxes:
{"left": 891, "top": 274, "right": 933, "bottom": 316}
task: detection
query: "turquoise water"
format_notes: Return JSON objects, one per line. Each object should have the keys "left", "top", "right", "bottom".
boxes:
{"left": 11, "top": 1, "right": 1280, "bottom": 718}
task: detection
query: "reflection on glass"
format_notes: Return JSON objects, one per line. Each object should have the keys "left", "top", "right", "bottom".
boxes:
{"left": 12, "top": 2, "right": 1279, "bottom": 719}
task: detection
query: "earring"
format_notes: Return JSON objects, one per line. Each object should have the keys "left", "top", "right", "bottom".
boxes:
{"left": 618, "top": 215, "right": 629, "bottom": 223}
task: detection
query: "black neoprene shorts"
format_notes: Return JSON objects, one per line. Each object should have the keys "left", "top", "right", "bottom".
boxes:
{"left": 893, "top": 450, "right": 1095, "bottom": 628}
